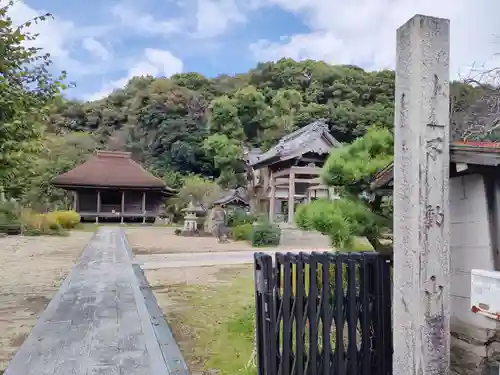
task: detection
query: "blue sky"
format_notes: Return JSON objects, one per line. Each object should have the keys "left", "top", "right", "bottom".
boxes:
{"left": 11, "top": 0, "right": 500, "bottom": 101}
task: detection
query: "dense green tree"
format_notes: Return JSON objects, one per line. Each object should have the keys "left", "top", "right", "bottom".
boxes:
{"left": 207, "top": 95, "right": 244, "bottom": 140}
{"left": 46, "top": 58, "right": 401, "bottom": 182}
{"left": 262, "top": 89, "right": 303, "bottom": 146}
{"left": 0, "top": 1, "right": 68, "bottom": 199}
{"left": 203, "top": 134, "right": 245, "bottom": 188}
{"left": 23, "top": 132, "right": 99, "bottom": 210}
{"left": 296, "top": 128, "right": 394, "bottom": 253}
{"left": 132, "top": 104, "right": 213, "bottom": 177}
{"left": 233, "top": 86, "right": 270, "bottom": 143}
{"left": 322, "top": 127, "right": 394, "bottom": 188}
{"left": 165, "top": 175, "right": 221, "bottom": 221}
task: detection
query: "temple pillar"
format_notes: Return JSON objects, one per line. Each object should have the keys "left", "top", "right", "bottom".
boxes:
{"left": 121, "top": 191, "right": 125, "bottom": 224}
{"left": 73, "top": 191, "right": 78, "bottom": 211}
{"left": 96, "top": 191, "right": 100, "bottom": 224}
{"left": 269, "top": 171, "right": 276, "bottom": 222}
{"left": 287, "top": 172, "right": 295, "bottom": 224}
{"left": 142, "top": 192, "right": 146, "bottom": 224}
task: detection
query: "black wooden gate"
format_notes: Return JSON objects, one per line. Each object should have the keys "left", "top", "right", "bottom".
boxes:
{"left": 254, "top": 251, "right": 392, "bottom": 375}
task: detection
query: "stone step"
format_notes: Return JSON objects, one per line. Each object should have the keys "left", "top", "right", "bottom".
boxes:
{"left": 279, "top": 228, "right": 331, "bottom": 249}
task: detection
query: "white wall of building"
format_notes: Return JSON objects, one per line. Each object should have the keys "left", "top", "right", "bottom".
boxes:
{"left": 450, "top": 174, "right": 499, "bottom": 337}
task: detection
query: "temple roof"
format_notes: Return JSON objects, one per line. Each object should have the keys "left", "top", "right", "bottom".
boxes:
{"left": 212, "top": 188, "right": 249, "bottom": 207}
{"left": 52, "top": 151, "right": 175, "bottom": 191}
{"left": 249, "top": 119, "right": 341, "bottom": 169}
{"left": 370, "top": 141, "right": 500, "bottom": 190}
{"left": 244, "top": 147, "right": 263, "bottom": 166}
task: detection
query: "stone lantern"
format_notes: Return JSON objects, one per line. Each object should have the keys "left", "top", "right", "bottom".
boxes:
{"left": 181, "top": 201, "right": 205, "bottom": 233}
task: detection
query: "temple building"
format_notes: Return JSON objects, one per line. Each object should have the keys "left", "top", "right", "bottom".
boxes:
{"left": 52, "top": 150, "right": 175, "bottom": 223}
{"left": 212, "top": 188, "right": 249, "bottom": 210}
{"left": 246, "top": 119, "right": 341, "bottom": 224}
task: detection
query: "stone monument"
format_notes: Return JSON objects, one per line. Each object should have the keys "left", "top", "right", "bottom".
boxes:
{"left": 393, "top": 15, "right": 451, "bottom": 375}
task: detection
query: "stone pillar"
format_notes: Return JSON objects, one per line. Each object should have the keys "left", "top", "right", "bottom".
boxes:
{"left": 393, "top": 15, "right": 450, "bottom": 375}
{"left": 288, "top": 172, "right": 295, "bottom": 224}
{"left": 96, "top": 191, "right": 100, "bottom": 224}
{"left": 121, "top": 191, "right": 125, "bottom": 224}
{"left": 142, "top": 192, "right": 146, "bottom": 224}
{"left": 269, "top": 171, "right": 276, "bottom": 222}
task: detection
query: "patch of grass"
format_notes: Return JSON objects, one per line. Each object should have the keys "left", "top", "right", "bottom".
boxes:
{"left": 348, "top": 236, "right": 375, "bottom": 252}
{"left": 162, "top": 267, "right": 256, "bottom": 375}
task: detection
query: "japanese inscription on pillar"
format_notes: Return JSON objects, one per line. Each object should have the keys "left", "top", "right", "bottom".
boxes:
{"left": 424, "top": 205, "right": 445, "bottom": 229}
{"left": 424, "top": 122, "right": 446, "bottom": 231}
{"left": 393, "top": 15, "right": 450, "bottom": 375}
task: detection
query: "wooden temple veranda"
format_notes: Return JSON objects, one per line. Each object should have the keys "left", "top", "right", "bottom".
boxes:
{"left": 52, "top": 151, "right": 175, "bottom": 223}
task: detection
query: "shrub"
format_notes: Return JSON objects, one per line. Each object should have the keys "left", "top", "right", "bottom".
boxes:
{"left": 294, "top": 198, "right": 383, "bottom": 249}
{"left": 251, "top": 221, "right": 281, "bottom": 247}
{"left": 0, "top": 214, "right": 22, "bottom": 234}
{"left": 22, "top": 210, "right": 64, "bottom": 236}
{"left": 0, "top": 200, "right": 22, "bottom": 234}
{"left": 227, "top": 208, "right": 256, "bottom": 227}
{"left": 48, "top": 210, "right": 81, "bottom": 229}
{"left": 294, "top": 203, "right": 313, "bottom": 230}
{"left": 0, "top": 203, "right": 72, "bottom": 236}
{"left": 23, "top": 227, "right": 43, "bottom": 236}
{"left": 350, "top": 237, "right": 375, "bottom": 252}
{"left": 232, "top": 223, "right": 253, "bottom": 241}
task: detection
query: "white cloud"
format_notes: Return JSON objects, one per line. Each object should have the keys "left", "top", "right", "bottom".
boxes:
{"left": 8, "top": 1, "right": 74, "bottom": 62}
{"left": 111, "top": 3, "right": 183, "bottom": 38}
{"left": 251, "top": 32, "right": 346, "bottom": 65}
{"left": 82, "top": 37, "right": 111, "bottom": 60}
{"left": 250, "top": 0, "right": 500, "bottom": 78}
{"left": 85, "top": 48, "right": 184, "bottom": 101}
{"left": 193, "top": 0, "right": 246, "bottom": 38}
{"left": 7, "top": 1, "right": 114, "bottom": 76}
{"left": 111, "top": 0, "right": 247, "bottom": 40}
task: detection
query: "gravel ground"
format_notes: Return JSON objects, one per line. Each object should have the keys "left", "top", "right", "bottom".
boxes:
{"left": 126, "top": 227, "right": 255, "bottom": 254}
{"left": 0, "top": 231, "right": 94, "bottom": 372}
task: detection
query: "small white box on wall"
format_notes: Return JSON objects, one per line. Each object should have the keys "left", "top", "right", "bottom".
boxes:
{"left": 471, "top": 269, "right": 500, "bottom": 321}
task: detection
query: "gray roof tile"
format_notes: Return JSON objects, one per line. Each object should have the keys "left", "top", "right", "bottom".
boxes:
{"left": 250, "top": 119, "right": 341, "bottom": 168}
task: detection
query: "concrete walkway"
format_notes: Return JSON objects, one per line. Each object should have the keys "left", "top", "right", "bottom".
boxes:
{"left": 134, "top": 248, "right": 332, "bottom": 269}
{"left": 5, "top": 227, "right": 186, "bottom": 375}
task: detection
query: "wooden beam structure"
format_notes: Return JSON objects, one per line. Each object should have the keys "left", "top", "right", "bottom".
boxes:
{"left": 269, "top": 171, "right": 276, "bottom": 222}
{"left": 73, "top": 191, "right": 78, "bottom": 211}
{"left": 268, "top": 166, "right": 331, "bottom": 223}
{"left": 120, "top": 191, "right": 125, "bottom": 224}
{"left": 273, "top": 166, "right": 322, "bottom": 178}
{"left": 288, "top": 171, "right": 295, "bottom": 224}
{"left": 274, "top": 177, "right": 323, "bottom": 186}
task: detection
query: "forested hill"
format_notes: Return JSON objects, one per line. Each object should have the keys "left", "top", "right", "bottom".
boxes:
{"left": 1, "top": 4, "right": 485, "bottom": 214}
{"left": 47, "top": 59, "right": 396, "bottom": 188}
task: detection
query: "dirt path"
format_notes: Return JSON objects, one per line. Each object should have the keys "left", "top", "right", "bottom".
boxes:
{"left": 0, "top": 231, "right": 93, "bottom": 372}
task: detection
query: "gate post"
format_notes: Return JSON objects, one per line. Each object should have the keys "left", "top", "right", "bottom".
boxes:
{"left": 393, "top": 14, "right": 451, "bottom": 375}
{"left": 254, "top": 253, "right": 276, "bottom": 375}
